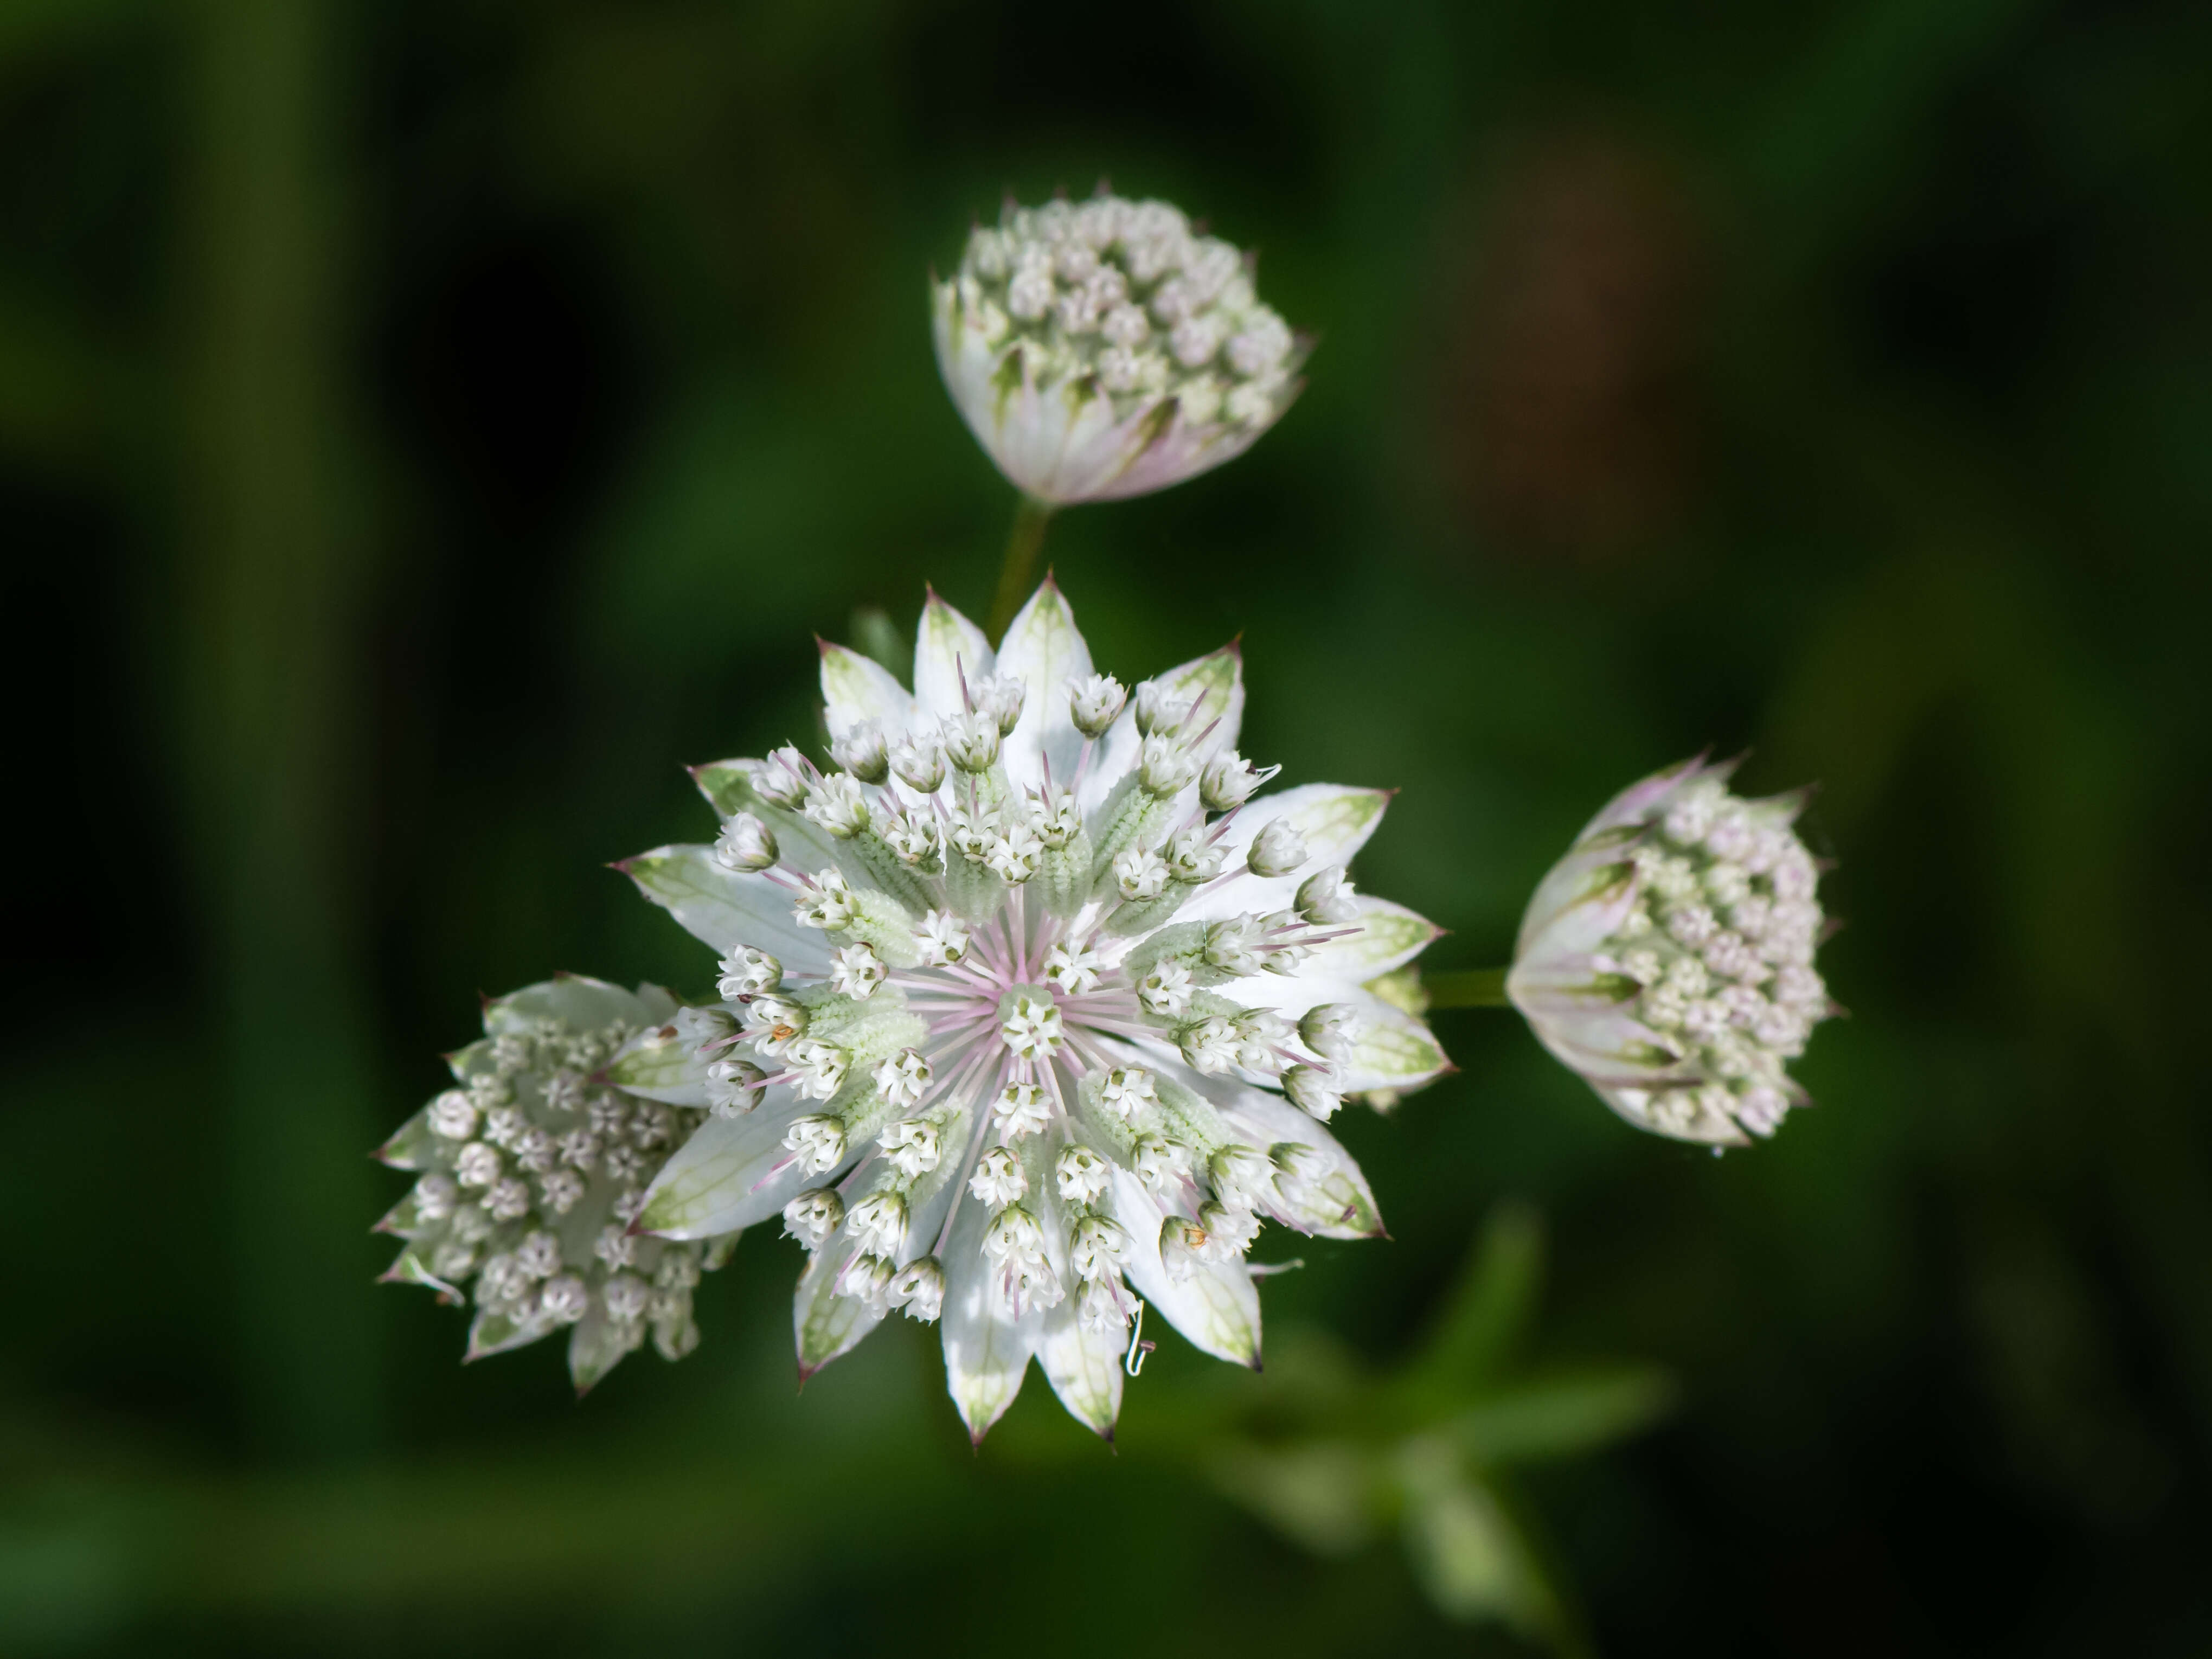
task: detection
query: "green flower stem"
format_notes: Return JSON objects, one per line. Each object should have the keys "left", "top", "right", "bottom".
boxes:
{"left": 1424, "top": 968, "right": 1514, "bottom": 1009}
{"left": 988, "top": 494, "right": 1055, "bottom": 643}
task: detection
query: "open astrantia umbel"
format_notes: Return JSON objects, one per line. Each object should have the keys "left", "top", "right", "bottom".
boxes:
{"left": 379, "top": 581, "right": 1450, "bottom": 1439}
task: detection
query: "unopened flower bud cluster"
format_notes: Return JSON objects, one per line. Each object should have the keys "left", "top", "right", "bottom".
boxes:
{"left": 375, "top": 980, "right": 724, "bottom": 1390}
{"left": 1509, "top": 758, "right": 1838, "bottom": 1147}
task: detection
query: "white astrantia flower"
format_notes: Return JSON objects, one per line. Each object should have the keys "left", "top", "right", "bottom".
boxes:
{"left": 934, "top": 191, "right": 1307, "bottom": 505}
{"left": 1506, "top": 756, "right": 1838, "bottom": 1148}
{"left": 610, "top": 581, "right": 1448, "bottom": 1441}
{"left": 373, "top": 976, "right": 733, "bottom": 1392}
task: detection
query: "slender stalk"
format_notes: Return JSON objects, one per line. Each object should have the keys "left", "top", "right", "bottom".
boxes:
{"left": 1422, "top": 967, "right": 1514, "bottom": 1009}
{"left": 988, "top": 494, "right": 1055, "bottom": 642}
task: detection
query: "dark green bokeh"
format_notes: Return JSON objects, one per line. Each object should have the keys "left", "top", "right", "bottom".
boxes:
{"left": 5, "top": 0, "right": 2209, "bottom": 1651}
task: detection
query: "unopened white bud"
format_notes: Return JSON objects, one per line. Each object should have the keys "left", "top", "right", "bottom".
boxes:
{"left": 1042, "top": 943, "right": 1101, "bottom": 995}
{"left": 1282, "top": 1064, "right": 1343, "bottom": 1120}
{"left": 1069, "top": 1213, "right": 1129, "bottom": 1280}
{"left": 1132, "top": 680, "right": 1189, "bottom": 737}
{"left": 753, "top": 745, "right": 812, "bottom": 808}
{"left": 1165, "top": 825, "right": 1225, "bottom": 883}
{"left": 786, "top": 1038, "right": 850, "bottom": 1100}
{"left": 969, "top": 1144, "right": 1028, "bottom": 1206}
{"left": 1201, "top": 751, "right": 1271, "bottom": 812}
{"left": 1033, "top": 787, "right": 1082, "bottom": 847}
{"left": 1178, "top": 1015, "right": 1240, "bottom": 1075}
{"left": 412, "top": 1171, "right": 458, "bottom": 1220}
{"left": 1204, "top": 916, "right": 1264, "bottom": 976}
{"left": 873, "top": 1047, "right": 932, "bottom": 1109}
{"left": 1098, "top": 1067, "right": 1157, "bottom": 1120}
{"left": 914, "top": 908, "right": 970, "bottom": 965}
{"left": 1296, "top": 865, "right": 1360, "bottom": 925}
{"left": 839, "top": 1252, "right": 897, "bottom": 1306}
{"left": 889, "top": 733, "right": 947, "bottom": 793}
{"left": 1132, "top": 1133, "right": 1191, "bottom": 1192}
{"left": 1298, "top": 1003, "right": 1363, "bottom": 1062}
{"left": 1247, "top": 818, "right": 1308, "bottom": 878}
{"left": 1209, "top": 1144, "right": 1274, "bottom": 1211}
{"left": 538, "top": 1169, "right": 585, "bottom": 1214}
{"left": 847, "top": 1192, "right": 909, "bottom": 1257}
{"left": 878, "top": 1114, "right": 942, "bottom": 1176}
{"left": 1056, "top": 1144, "right": 1113, "bottom": 1204}
{"left": 793, "top": 869, "right": 857, "bottom": 930}
{"left": 456, "top": 1141, "right": 502, "bottom": 1188}
{"left": 539, "top": 1273, "right": 589, "bottom": 1323}
{"left": 940, "top": 709, "right": 1001, "bottom": 773}
{"left": 783, "top": 1113, "right": 849, "bottom": 1173}
{"left": 603, "top": 1274, "right": 651, "bottom": 1325}
{"left": 830, "top": 720, "right": 890, "bottom": 783}
{"left": 712, "top": 812, "right": 779, "bottom": 872}
{"left": 1195, "top": 1200, "right": 1260, "bottom": 1260}
{"left": 706, "top": 1056, "right": 767, "bottom": 1116}
{"left": 1138, "top": 733, "right": 1200, "bottom": 797}
{"left": 428, "top": 1090, "right": 478, "bottom": 1140}
{"left": 803, "top": 772, "right": 871, "bottom": 839}
{"left": 970, "top": 672, "right": 1027, "bottom": 735}
{"left": 994, "top": 1080, "right": 1052, "bottom": 1137}
{"left": 887, "top": 1256, "right": 945, "bottom": 1321}
{"left": 1137, "top": 960, "right": 1194, "bottom": 1017}
{"left": 781, "top": 1187, "right": 844, "bottom": 1247}
{"left": 717, "top": 945, "right": 782, "bottom": 998}
{"left": 879, "top": 814, "right": 940, "bottom": 867}
{"left": 1068, "top": 672, "right": 1127, "bottom": 738}
{"left": 829, "top": 941, "right": 888, "bottom": 1000}
{"left": 1114, "top": 843, "right": 1171, "bottom": 901}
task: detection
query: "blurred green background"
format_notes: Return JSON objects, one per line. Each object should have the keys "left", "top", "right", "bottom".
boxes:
{"left": 5, "top": 0, "right": 2210, "bottom": 1651}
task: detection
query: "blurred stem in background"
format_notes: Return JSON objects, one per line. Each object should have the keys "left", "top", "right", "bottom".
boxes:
{"left": 988, "top": 495, "right": 1054, "bottom": 643}
{"left": 1425, "top": 968, "right": 1512, "bottom": 1009}
{"left": 178, "top": 0, "right": 382, "bottom": 1456}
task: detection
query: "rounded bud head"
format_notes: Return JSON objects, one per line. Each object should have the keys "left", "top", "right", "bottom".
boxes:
{"left": 1132, "top": 681, "right": 1190, "bottom": 738}
{"left": 1178, "top": 1014, "right": 1240, "bottom": 1075}
{"left": 940, "top": 709, "right": 1002, "bottom": 774}
{"left": 754, "top": 746, "right": 813, "bottom": 808}
{"left": 829, "top": 941, "right": 888, "bottom": 1000}
{"left": 888, "top": 1256, "right": 946, "bottom": 1322}
{"left": 1055, "top": 1144, "right": 1113, "bottom": 1205}
{"left": 1200, "top": 751, "right": 1266, "bottom": 812}
{"left": 847, "top": 1192, "right": 909, "bottom": 1257}
{"left": 1247, "top": 818, "right": 1309, "bottom": 879}
{"left": 712, "top": 811, "right": 779, "bottom": 872}
{"left": 972, "top": 672, "right": 1028, "bottom": 736}
{"left": 717, "top": 945, "right": 783, "bottom": 999}
{"left": 1068, "top": 672, "right": 1128, "bottom": 739}
{"left": 889, "top": 733, "right": 947, "bottom": 793}
{"left": 783, "top": 1111, "right": 849, "bottom": 1171}
{"left": 969, "top": 1144, "right": 1029, "bottom": 1206}
{"left": 781, "top": 1186, "right": 844, "bottom": 1248}
{"left": 1296, "top": 865, "right": 1361, "bottom": 925}
{"left": 803, "top": 773, "right": 871, "bottom": 840}
{"left": 1114, "top": 843, "right": 1171, "bottom": 902}
{"left": 1282, "top": 1064, "right": 1343, "bottom": 1120}
{"left": 1139, "top": 733, "right": 1201, "bottom": 798}
{"left": 1298, "top": 1002, "right": 1363, "bottom": 1061}
{"left": 830, "top": 720, "right": 891, "bottom": 784}
{"left": 540, "top": 1273, "right": 589, "bottom": 1324}
{"left": 706, "top": 1056, "right": 767, "bottom": 1117}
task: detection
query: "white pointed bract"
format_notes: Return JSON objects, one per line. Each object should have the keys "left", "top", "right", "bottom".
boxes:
{"left": 934, "top": 193, "right": 1307, "bottom": 505}
{"left": 589, "top": 582, "right": 1445, "bottom": 1440}
{"left": 371, "top": 976, "right": 730, "bottom": 1391}
{"left": 1506, "top": 757, "right": 1837, "bottom": 1148}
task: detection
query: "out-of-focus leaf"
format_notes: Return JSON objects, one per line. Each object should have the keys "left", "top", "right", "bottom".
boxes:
{"left": 1394, "top": 1203, "right": 1545, "bottom": 1409}
{"left": 1447, "top": 1366, "right": 1678, "bottom": 1465}
{"left": 1395, "top": 1444, "right": 1562, "bottom": 1638}
{"left": 1209, "top": 1440, "right": 1383, "bottom": 1555}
